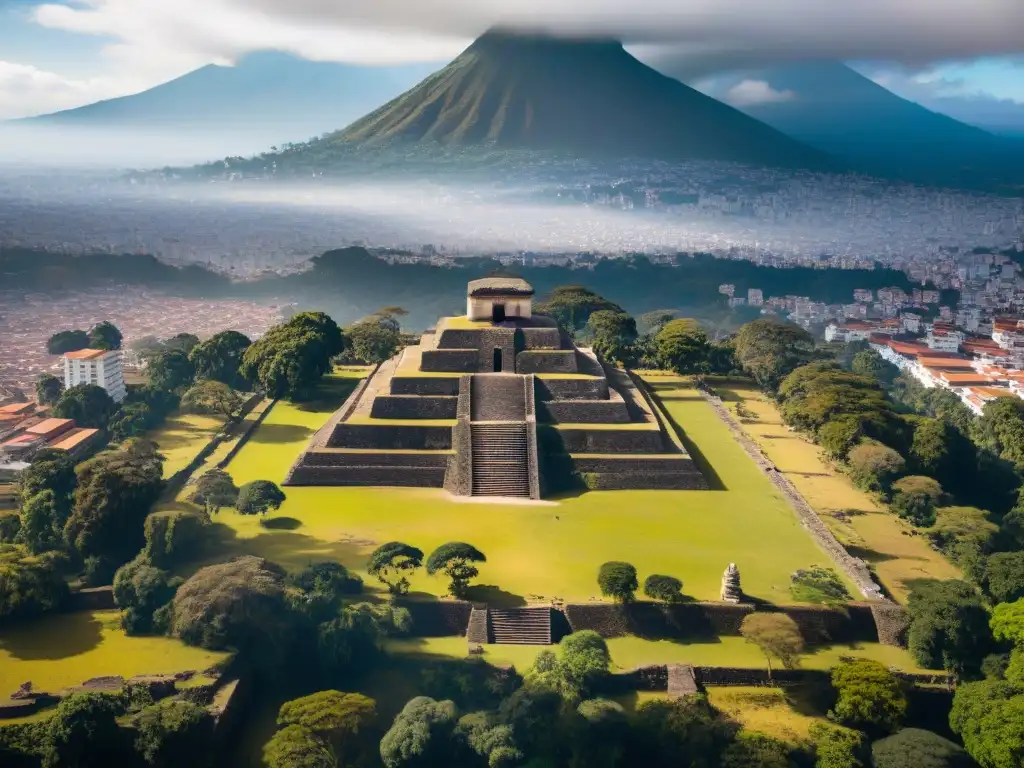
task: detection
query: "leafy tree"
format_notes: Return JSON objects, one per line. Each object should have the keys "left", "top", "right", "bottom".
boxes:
{"left": 0, "top": 511, "right": 19, "bottom": 544}
{"left": 740, "top": 612, "right": 805, "bottom": 678}
{"left": 108, "top": 403, "right": 157, "bottom": 442}
{"left": 990, "top": 599, "right": 1024, "bottom": 646}
{"left": 571, "top": 698, "right": 629, "bottom": 768}
{"left": 819, "top": 416, "right": 865, "bottom": 460}
{"left": 266, "top": 691, "right": 377, "bottom": 768}
{"left": 147, "top": 349, "right": 196, "bottom": 393}
{"left": 984, "top": 552, "right": 1024, "bottom": 605}
{"left": 134, "top": 699, "right": 213, "bottom": 768}
{"left": 19, "top": 448, "right": 76, "bottom": 507}
{"left": 528, "top": 630, "right": 611, "bottom": 701}
{"left": 43, "top": 691, "right": 127, "bottom": 768}
{"left": 655, "top": 318, "right": 710, "bottom": 374}
{"left": 288, "top": 561, "right": 363, "bottom": 621}
{"left": 46, "top": 329, "right": 89, "bottom": 355}
{"left": 850, "top": 350, "right": 899, "bottom": 387}
{"left": 17, "top": 492, "right": 68, "bottom": 559}
{"left": 316, "top": 602, "right": 411, "bottom": 676}
{"left": 240, "top": 312, "right": 344, "bottom": 399}
{"left": 629, "top": 695, "right": 738, "bottom": 768}
{"left": 871, "top": 728, "right": 973, "bottom": 768}
{"left": 977, "top": 397, "right": 1024, "bottom": 466}
{"left": 163, "top": 333, "right": 200, "bottom": 354}
{"left": 235, "top": 480, "right": 287, "bottom": 517}
{"left": 131, "top": 336, "right": 166, "bottom": 359}
{"left": 535, "top": 285, "right": 624, "bottom": 332}
{"left": 643, "top": 574, "right": 684, "bottom": 603}
{"left": 52, "top": 383, "right": 116, "bottom": 429}
{"left": 347, "top": 317, "right": 402, "bottom": 364}
{"left": 830, "top": 659, "right": 907, "bottom": 735}
{"left": 722, "top": 731, "right": 792, "bottom": 768}
{"left": 88, "top": 321, "right": 123, "bottom": 351}
{"left": 0, "top": 544, "right": 68, "bottom": 621}
{"left": 379, "top": 696, "right": 459, "bottom": 768}
{"left": 847, "top": 442, "right": 906, "bottom": 493}
{"left": 189, "top": 469, "right": 239, "bottom": 516}
{"left": 188, "top": 330, "right": 252, "bottom": 388}
{"left": 426, "top": 542, "right": 486, "bottom": 598}
{"left": 181, "top": 379, "right": 242, "bottom": 419}
{"left": 142, "top": 510, "right": 205, "bottom": 568}
{"left": 113, "top": 555, "right": 180, "bottom": 635}
{"left": 809, "top": 722, "right": 867, "bottom": 768}
{"left": 638, "top": 309, "right": 679, "bottom": 334}
{"left": 907, "top": 580, "right": 992, "bottom": 676}
{"left": 949, "top": 680, "right": 1024, "bottom": 768}
{"left": 587, "top": 310, "right": 638, "bottom": 364}
{"left": 367, "top": 541, "right": 424, "bottom": 595}
{"left": 64, "top": 440, "right": 164, "bottom": 565}
{"left": 890, "top": 476, "right": 944, "bottom": 527}
{"left": 734, "top": 318, "right": 816, "bottom": 390}
{"left": 927, "top": 507, "right": 998, "bottom": 564}
{"left": 35, "top": 374, "right": 64, "bottom": 406}
{"left": 456, "top": 711, "right": 522, "bottom": 768}
{"left": 170, "top": 556, "right": 293, "bottom": 666}
{"left": 598, "top": 561, "right": 638, "bottom": 602}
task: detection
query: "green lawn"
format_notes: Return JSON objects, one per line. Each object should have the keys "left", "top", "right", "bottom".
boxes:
{"left": 0, "top": 610, "right": 227, "bottom": 695}
{"left": 148, "top": 412, "right": 227, "bottom": 478}
{"left": 205, "top": 373, "right": 846, "bottom": 604}
{"left": 384, "top": 634, "right": 934, "bottom": 674}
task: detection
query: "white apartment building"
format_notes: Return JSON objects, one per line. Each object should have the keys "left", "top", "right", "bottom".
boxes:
{"left": 63, "top": 349, "right": 127, "bottom": 403}
{"left": 825, "top": 321, "right": 874, "bottom": 344}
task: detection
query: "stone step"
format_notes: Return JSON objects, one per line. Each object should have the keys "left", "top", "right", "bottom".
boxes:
{"left": 488, "top": 607, "right": 553, "bottom": 644}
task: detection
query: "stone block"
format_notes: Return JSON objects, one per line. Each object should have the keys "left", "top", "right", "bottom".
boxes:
{"left": 420, "top": 349, "right": 479, "bottom": 372}
{"left": 329, "top": 424, "right": 452, "bottom": 450}
{"left": 286, "top": 465, "right": 447, "bottom": 487}
{"left": 370, "top": 395, "right": 458, "bottom": 420}
{"left": 516, "top": 350, "right": 578, "bottom": 374}
{"left": 553, "top": 427, "right": 667, "bottom": 453}
{"left": 539, "top": 399, "right": 631, "bottom": 423}
{"left": 536, "top": 378, "right": 610, "bottom": 401}
{"left": 390, "top": 377, "right": 461, "bottom": 396}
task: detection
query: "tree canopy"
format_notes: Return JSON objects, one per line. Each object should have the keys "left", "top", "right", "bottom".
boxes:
{"left": 346, "top": 316, "right": 402, "bottom": 365}
{"left": 35, "top": 374, "right": 64, "bottom": 406}
{"left": 367, "top": 541, "right": 424, "bottom": 595}
{"left": 425, "top": 542, "right": 486, "bottom": 598}
{"left": 907, "top": 580, "right": 992, "bottom": 676}
{"left": 597, "top": 561, "right": 639, "bottom": 603}
{"left": 88, "top": 321, "right": 123, "bottom": 351}
{"left": 235, "top": 480, "right": 286, "bottom": 517}
{"left": 188, "top": 330, "right": 252, "bottom": 388}
{"left": 734, "top": 317, "right": 816, "bottom": 390}
{"left": 871, "top": 728, "right": 973, "bottom": 768}
{"left": 52, "top": 383, "right": 117, "bottom": 429}
{"left": 147, "top": 349, "right": 196, "bottom": 394}
{"left": 46, "top": 329, "right": 89, "bottom": 355}
{"left": 830, "top": 659, "right": 907, "bottom": 735}
{"left": 181, "top": 379, "right": 242, "bottom": 419}
{"left": 188, "top": 469, "right": 239, "bottom": 516}
{"left": 739, "top": 613, "right": 805, "bottom": 677}
{"left": 643, "top": 574, "right": 684, "bottom": 603}
{"left": 240, "top": 312, "right": 344, "bottom": 399}
{"left": 655, "top": 319, "right": 711, "bottom": 374}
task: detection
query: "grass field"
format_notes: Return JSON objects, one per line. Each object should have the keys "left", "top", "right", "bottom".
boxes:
{"left": 384, "top": 634, "right": 934, "bottom": 673}
{"left": 149, "top": 411, "right": 227, "bottom": 478}
{"left": 0, "top": 610, "right": 227, "bottom": 695}
{"left": 203, "top": 372, "right": 840, "bottom": 604}
{"left": 706, "top": 686, "right": 824, "bottom": 743}
{"left": 713, "top": 383, "right": 960, "bottom": 602}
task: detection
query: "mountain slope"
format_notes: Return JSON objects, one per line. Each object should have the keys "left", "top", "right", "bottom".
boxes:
{"left": 331, "top": 30, "right": 831, "bottom": 170}
{"left": 22, "top": 52, "right": 435, "bottom": 138}
{"left": 688, "top": 61, "right": 1024, "bottom": 189}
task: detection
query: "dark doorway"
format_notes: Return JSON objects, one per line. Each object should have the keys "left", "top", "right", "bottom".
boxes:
{"left": 493, "top": 348, "right": 503, "bottom": 372}
{"left": 492, "top": 303, "right": 506, "bottom": 323}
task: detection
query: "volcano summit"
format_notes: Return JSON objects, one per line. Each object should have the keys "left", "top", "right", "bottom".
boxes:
{"left": 326, "top": 30, "right": 831, "bottom": 170}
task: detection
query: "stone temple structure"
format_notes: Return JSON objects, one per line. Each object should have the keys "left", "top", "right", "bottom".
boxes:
{"left": 285, "top": 279, "right": 707, "bottom": 498}
{"left": 720, "top": 564, "right": 742, "bottom": 603}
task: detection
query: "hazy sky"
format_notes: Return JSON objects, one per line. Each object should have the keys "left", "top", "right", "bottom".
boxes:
{"left": 0, "top": 0, "right": 1022, "bottom": 120}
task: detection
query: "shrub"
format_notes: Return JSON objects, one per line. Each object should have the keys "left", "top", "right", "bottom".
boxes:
{"left": 643, "top": 574, "right": 684, "bottom": 603}
{"left": 871, "top": 728, "right": 972, "bottom": 768}
{"left": 889, "top": 475, "right": 944, "bottom": 526}
{"left": 848, "top": 442, "right": 906, "bottom": 493}
{"left": 0, "top": 544, "right": 68, "bottom": 621}
{"left": 113, "top": 555, "right": 180, "bottom": 635}
{"left": 830, "top": 659, "right": 907, "bottom": 735}
{"left": 143, "top": 510, "right": 206, "bottom": 569}
{"left": 789, "top": 567, "right": 852, "bottom": 605}
{"left": 597, "top": 561, "right": 638, "bottom": 602}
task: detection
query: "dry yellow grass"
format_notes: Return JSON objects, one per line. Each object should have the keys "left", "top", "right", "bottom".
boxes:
{"left": 716, "top": 384, "right": 960, "bottom": 602}
{"left": 707, "top": 686, "right": 823, "bottom": 743}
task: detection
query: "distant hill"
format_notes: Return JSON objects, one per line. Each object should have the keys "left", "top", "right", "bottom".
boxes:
{"left": 19, "top": 51, "right": 436, "bottom": 144}
{"left": 683, "top": 61, "right": 1024, "bottom": 191}
{"left": 294, "top": 30, "right": 831, "bottom": 171}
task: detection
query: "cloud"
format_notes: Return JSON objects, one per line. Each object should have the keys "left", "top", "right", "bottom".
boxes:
{"left": 0, "top": 60, "right": 132, "bottom": 119}
{"left": 30, "top": 0, "right": 1024, "bottom": 71}
{"left": 723, "top": 79, "right": 795, "bottom": 107}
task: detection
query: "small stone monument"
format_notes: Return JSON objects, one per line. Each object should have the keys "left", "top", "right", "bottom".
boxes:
{"left": 720, "top": 563, "right": 742, "bottom": 603}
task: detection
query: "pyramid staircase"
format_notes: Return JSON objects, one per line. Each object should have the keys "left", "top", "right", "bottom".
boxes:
{"left": 667, "top": 664, "right": 700, "bottom": 697}
{"left": 488, "top": 607, "right": 553, "bottom": 645}
{"left": 469, "top": 374, "right": 534, "bottom": 498}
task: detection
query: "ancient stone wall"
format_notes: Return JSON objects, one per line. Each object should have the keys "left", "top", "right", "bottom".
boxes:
{"left": 390, "top": 377, "right": 461, "bottom": 396}
{"left": 370, "top": 395, "right": 458, "bottom": 420}
{"left": 67, "top": 586, "right": 115, "bottom": 611}
{"left": 436, "top": 328, "right": 518, "bottom": 372}
{"left": 581, "top": 471, "right": 707, "bottom": 491}
{"left": 445, "top": 376, "right": 473, "bottom": 496}
{"left": 524, "top": 375, "right": 542, "bottom": 500}
{"left": 297, "top": 451, "right": 450, "bottom": 468}
{"left": 701, "top": 393, "right": 886, "bottom": 602}
{"left": 536, "top": 378, "right": 610, "bottom": 401}
{"left": 328, "top": 424, "right": 452, "bottom": 450}
{"left": 420, "top": 349, "right": 479, "bottom": 372}
{"left": 520, "top": 327, "right": 564, "bottom": 349}
{"left": 539, "top": 399, "right": 631, "bottom": 423}
{"left": 553, "top": 427, "right": 667, "bottom": 453}
{"left": 870, "top": 603, "right": 911, "bottom": 647}
{"left": 516, "top": 350, "right": 578, "bottom": 374}
{"left": 572, "top": 456, "right": 694, "bottom": 473}
{"left": 563, "top": 602, "right": 881, "bottom": 644}
{"left": 286, "top": 465, "right": 447, "bottom": 487}
{"left": 398, "top": 600, "right": 473, "bottom": 636}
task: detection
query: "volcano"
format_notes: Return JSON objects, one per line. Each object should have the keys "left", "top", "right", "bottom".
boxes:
{"left": 334, "top": 30, "right": 831, "bottom": 170}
